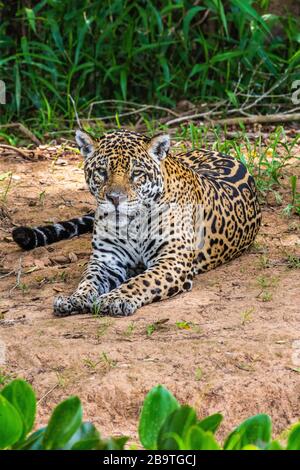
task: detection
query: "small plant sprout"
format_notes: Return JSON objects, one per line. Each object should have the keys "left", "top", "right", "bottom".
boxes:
{"left": 256, "top": 276, "right": 278, "bottom": 289}
{"left": 91, "top": 300, "right": 101, "bottom": 316}
{"left": 18, "top": 282, "right": 30, "bottom": 295}
{"left": 146, "top": 318, "right": 169, "bottom": 337}
{"left": 123, "top": 322, "right": 135, "bottom": 337}
{"left": 286, "top": 255, "right": 300, "bottom": 269}
{"left": 38, "top": 190, "right": 46, "bottom": 206}
{"left": 83, "top": 358, "right": 98, "bottom": 370}
{"left": 195, "top": 367, "right": 203, "bottom": 381}
{"left": 283, "top": 175, "right": 300, "bottom": 217}
{"left": 176, "top": 320, "right": 192, "bottom": 330}
{"left": 241, "top": 308, "right": 255, "bottom": 326}
{"left": 258, "top": 255, "right": 269, "bottom": 269}
{"left": 260, "top": 291, "right": 273, "bottom": 302}
{"left": 146, "top": 324, "right": 155, "bottom": 337}
{"left": 100, "top": 352, "right": 117, "bottom": 369}
{"left": 0, "top": 171, "right": 13, "bottom": 203}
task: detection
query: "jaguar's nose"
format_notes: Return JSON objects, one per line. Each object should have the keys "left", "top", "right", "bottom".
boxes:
{"left": 106, "top": 190, "right": 125, "bottom": 207}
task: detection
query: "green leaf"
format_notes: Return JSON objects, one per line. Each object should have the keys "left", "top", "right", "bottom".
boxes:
{"left": 120, "top": 69, "right": 127, "bottom": 100}
{"left": 183, "top": 6, "right": 205, "bottom": 44}
{"left": 158, "top": 406, "right": 197, "bottom": 450}
{"left": 138, "top": 385, "right": 179, "bottom": 450}
{"left": 231, "top": 0, "right": 270, "bottom": 35}
{"left": 99, "top": 436, "right": 128, "bottom": 450}
{"left": 67, "top": 423, "right": 100, "bottom": 450}
{"left": 0, "top": 172, "right": 12, "bottom": 181}
{"left": 17, "top": 428, "right": 45, "bottom": 450}
{"left": 1, "top": 379, "right": 36, "bottom": 441}
{"left": 75, "top": 22, "right": 90, "bottom": 65}
{"left": 224, "top": 414, "right": 272, "bottom": 450}
{"left": 289, "top": 50, "right": 300, "bottom": 66}
{"left": 287, "top": 423, "right": 300, "bottom": 450}
{"left": 189, "top": 63, "right": 207, "bottom": 78}
{"left": 42, "top": 396, "right": 82, "bottom": 450}
{"left": 197, "top": 413, "right": 223, "bottom": 434}
{"left": 14, "top": 63, "right": 21, "bottom": 114}
{"left": 216, "top": 0, "right": 229, "bottom": 37}
{"left": 25, "top": 8, "right": 36, "bottom": 34}
{"left": 211, "top": 50, "right": 245, "bottom": 64}
{"left": 266, "top": 440, "right": 283, "bottom": 450}
{"left": 186, "top": 426, "right": 220, "bottom": 450}
{"left": 0, "top": 394, "right": 23, "bottom": 449}
{"left": 49, "top": 19, "right": 64, "bottom": 52}
{"left": 226, "top": 90, "right": 239, "bottom": 107}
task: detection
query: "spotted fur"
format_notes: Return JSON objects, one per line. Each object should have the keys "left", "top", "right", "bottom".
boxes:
{"left": 13, "top": 129, "right": 261, "bottom": 317}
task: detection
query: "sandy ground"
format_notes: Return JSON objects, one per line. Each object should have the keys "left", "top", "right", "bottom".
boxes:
{"left": 0, "top": 145, "right": 299, "bottom": 443}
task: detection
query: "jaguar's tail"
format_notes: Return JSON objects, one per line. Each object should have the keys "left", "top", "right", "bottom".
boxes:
{"left": 12, "top": 212, "right": 95, "bottom": 251}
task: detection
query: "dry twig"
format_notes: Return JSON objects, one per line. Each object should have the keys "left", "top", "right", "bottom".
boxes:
{"left": 209, "top": 113, "right": 300, "bottom": 126}
{"left": 0, "top": 144, "right": 31, "bottom": 158}
{"left": 0, "top": 123, "right": 41, "bottom": 145}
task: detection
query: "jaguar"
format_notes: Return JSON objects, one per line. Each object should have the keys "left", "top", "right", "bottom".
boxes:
{"left": 12, "top": 129, "right": 261, "bottom": 317}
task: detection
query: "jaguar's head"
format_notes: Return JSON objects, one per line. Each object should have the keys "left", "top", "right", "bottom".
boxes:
{"left": 75, "top": 129, "right": 170, "bottom": 215}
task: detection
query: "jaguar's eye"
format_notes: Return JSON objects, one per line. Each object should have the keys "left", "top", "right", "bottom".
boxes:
{"left": 132, "top": 170, "right": 145, "bottom": 180}
{"left": 94, "top": 169, "right": 107, "bottom": 181}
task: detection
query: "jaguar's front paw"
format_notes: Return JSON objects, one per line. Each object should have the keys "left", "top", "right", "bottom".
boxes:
{"left": 53, "top": 295, "right": 89, "bottom": 317}
{"left": 98, "top": 294, "right": 137, "bottom": 317}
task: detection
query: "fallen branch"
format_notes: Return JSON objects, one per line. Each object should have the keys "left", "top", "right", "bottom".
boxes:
{"left": 208, "top": 113, "right": 300, "bottom": 126}
{"left": 0, "top": 144, "right": 31, "bottom": 158}
{"left": 83, "top": 104, "right": 180, "bottom": 122}
{"left": 87, "top": 99, "right": 179, "bottom": 120}
{"left": 37, "top": 383, "right": 59, "bottom": 405}
{"left": 0, "top": 123, "right": 41, "bottom": 145}
{"left": 165, "top": 100, "right": 227, "bottom": 126}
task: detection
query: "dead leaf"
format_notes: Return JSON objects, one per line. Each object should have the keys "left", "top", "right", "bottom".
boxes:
{"left": 53, "top": 286, "right": 63, "bottom": 292}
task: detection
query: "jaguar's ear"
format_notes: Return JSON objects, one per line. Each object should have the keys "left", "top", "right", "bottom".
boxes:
{"left": 148, "top": 134, "right": 170, "bottom": 161}
{"left": 75, "top": 130, "right": 95, "bottom": 158}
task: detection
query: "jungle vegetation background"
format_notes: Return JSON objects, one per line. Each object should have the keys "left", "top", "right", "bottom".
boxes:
{"left": 0, "top": 0, "right": 300, "bottom": 141}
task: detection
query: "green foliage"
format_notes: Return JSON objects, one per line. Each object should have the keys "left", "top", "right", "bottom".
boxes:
{"left": 0, "top": 1, "right": 299, "bottom": 132}
{"left": 0, "top": 394, "right": 23, "bottom": 449}
{"left": 1, "top": 380, "right": 36, "bottom": 443}
{"left": 42, "top": 397, "right": 83, "bottom": 449}
{"left": 138, "top": 384, "right": 179, "bottom": 449}
{"left": 0, "top": 379, "right": 123, "bottom": 450}
{"left": 223, "top": 414, "right": 272, "bottom": 450}
{"left": 0, "top": 379, "right": 299, "bottom": 450}
{"left": 283, "top": 175, "right": 300, "bottom": 216}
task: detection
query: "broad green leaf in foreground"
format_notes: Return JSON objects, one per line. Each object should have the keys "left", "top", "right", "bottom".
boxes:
{"left": 17, "top": 428, "right": 46, "bottom": 450}
{"left": 186, "top": 426, "right": 220, "bottom": 450}
{"left": 138, "top": 385, "right": 179, "bottom": 450}
{"left": 197, "top": 413, "right": 223, "bottom": 434}
{"left": 0, "top": 395, "right": 23, "bottom": 449}
{"left": 158, "top": 405, "right": 197, "bottom": 450}
{"left": 224, "top": 414, "right": 272, "bottom": 450}
{"left": 42, "top": 396, "right": 82, "bottom": 450}
{"left": 68, "top": 423, "right": 100, "bottom": 450}
{"left": 287, "top": 423, "right": 300, "bottom": 450}
{"left": 1, "top": 379, "right": 36, "bottom": 441}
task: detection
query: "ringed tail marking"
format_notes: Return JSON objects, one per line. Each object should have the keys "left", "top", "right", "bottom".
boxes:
{"left": 12, "top": 212, "right": 95, "bottom": 250}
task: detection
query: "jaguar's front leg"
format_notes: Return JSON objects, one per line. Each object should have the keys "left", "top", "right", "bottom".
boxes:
{"left": 96, "top": 252, "right": 194, "bottom": 317}
{"left": 53, "top": 252, "right": 128, "bottom": 317}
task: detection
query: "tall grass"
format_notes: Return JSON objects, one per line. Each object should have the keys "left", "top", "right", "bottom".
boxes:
{"left": 0, "top": 0, "right": 299, "bottom": 133}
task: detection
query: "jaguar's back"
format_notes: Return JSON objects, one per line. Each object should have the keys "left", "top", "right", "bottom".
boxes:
{"left": 175, "top": 149, "right": 261, "bottom": 273}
